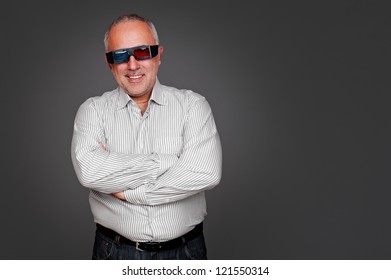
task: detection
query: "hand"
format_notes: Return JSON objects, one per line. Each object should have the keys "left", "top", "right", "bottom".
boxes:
{"left": 112, "top": 192, "right": 125, "bottom": 201}
{"left": 99, "top": 142, "right": 107, "bottom": 151}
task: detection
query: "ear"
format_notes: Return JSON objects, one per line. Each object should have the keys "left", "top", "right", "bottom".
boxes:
{"left": 104, "top": 54, "right": 113, "bottom": 70}
{"left": 158, "top": 45, "right": 164, "bottom": 65}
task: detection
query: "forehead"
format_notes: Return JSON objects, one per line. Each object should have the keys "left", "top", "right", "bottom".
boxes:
{"left": 107, "top": 20, "right": 155, "bottom": 51}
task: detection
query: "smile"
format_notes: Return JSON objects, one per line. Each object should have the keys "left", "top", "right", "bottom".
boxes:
{"left": 126, "top": 74, "right": 144, "bottom": 80}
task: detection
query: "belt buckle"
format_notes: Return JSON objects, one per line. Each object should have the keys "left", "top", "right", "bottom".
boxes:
{"left": 135, "top": 242, "right": 144, "bottom": 251}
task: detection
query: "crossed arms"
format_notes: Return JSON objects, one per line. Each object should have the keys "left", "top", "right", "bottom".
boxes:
{"left": 71, "top": 96, "right": 222, "bottom": 206}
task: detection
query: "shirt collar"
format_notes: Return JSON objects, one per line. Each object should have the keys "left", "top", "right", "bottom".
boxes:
{"left": 150, "top": 79, "right": 167, "bottom": 106}
{"left": 117, "top": 78, "right": 167, "bottom": 110}
{"left": 117, "top": 87, "right": 131, "bottom": 109}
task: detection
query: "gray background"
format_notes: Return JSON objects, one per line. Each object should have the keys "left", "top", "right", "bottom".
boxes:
{"left": 1, "top": 0, "right": 390, "bottom": 259}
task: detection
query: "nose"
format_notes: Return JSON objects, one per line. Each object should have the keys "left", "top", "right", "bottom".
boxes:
{"left": 127, "top": 56, "right": 140, "bottom": 70}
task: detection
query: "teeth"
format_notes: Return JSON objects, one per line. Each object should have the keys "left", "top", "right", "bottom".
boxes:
{"left": 128, "top": 75, "right": 142, "bottom": 79}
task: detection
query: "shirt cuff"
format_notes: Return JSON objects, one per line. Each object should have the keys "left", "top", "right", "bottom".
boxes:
{"left": 124, "top": 184, "right": 148, "bottom": 205}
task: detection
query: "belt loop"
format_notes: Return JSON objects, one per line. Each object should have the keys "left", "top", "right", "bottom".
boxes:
{"left": 114, "top": 235, "right": 121, "bottom": 246}
{"left": 135, "top": 242, "right": 144, "bottom": 251}
{"left": 181, "top": 236, "right": 186, "bottom": 246}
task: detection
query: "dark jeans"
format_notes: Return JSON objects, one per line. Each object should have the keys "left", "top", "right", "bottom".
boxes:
{"left": 92, "top": 228, "right": 207, "bottom": 260}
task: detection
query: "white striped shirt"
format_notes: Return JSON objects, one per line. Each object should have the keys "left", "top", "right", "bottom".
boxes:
{"left": 71, "top": 80, "right": 222, "bottom": 242}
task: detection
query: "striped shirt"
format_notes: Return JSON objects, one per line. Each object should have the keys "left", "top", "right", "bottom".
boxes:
{"left": 71, "top": 80, "right": 222, "bottom": 242}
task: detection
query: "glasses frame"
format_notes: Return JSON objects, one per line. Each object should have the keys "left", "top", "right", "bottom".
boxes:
{"left": 106, "top": 45, "right": 159, "bottom": 64}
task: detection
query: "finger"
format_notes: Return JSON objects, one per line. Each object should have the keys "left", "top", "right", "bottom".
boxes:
{"left": 99, "top": 142, "right": 107, "bottom": 151}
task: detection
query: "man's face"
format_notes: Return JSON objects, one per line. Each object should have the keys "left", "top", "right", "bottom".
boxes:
{"left": 106, "top": 20, "right": 163, "bottom": 98}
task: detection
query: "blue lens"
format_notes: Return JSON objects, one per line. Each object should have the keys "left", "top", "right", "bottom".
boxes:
{"left": 113, "top": 50, "right": 130, "bottom": 63}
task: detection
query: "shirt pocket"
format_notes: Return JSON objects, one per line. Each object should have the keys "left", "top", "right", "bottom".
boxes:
{"left": 153, "top": 137, "right": 183, "bottom": 155}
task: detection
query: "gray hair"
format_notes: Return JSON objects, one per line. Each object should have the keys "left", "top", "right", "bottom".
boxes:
{"left": 104, "top": 14, "right": 159, "bottom": 51}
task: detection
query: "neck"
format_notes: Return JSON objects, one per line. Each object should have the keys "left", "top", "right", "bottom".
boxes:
{"left": 131, "top": 91, "right": 151, "bottom": 115}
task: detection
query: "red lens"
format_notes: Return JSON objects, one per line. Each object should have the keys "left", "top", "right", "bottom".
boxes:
{"left": 134, "top": 47, "right": 151, "bottom": 59}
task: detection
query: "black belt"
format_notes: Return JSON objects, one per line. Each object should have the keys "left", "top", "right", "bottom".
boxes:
{"left": 96, "top": 223, "right": 203, "bottom": 251}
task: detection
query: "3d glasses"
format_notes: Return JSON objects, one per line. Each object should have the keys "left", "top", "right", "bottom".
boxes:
{"left": 106, "top": 45, "right": 159, "bottom": 64}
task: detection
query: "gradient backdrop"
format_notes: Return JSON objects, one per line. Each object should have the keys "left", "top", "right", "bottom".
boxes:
{"left": 1, "top": 0, "right": 390, "bottom": 259}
